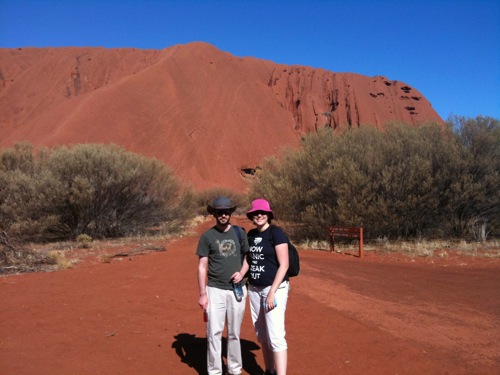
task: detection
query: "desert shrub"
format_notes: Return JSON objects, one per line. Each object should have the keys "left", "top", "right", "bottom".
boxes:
{"left": 194, "top": 188, "right": 248, "bottom": 216}
{"left": 0, "top": 145, "right": 61, "bottom": 241}
{"left": 158, "top": 187, "right": 198, "bottom": 233}
{"left": 44, "top": 143, "right": 195, "bottom": 238}
{"left": 249, "top": 122, "right": 487, "bottom": 241}
{"left": 0, "top": 143, "right": 195, "bottom": 240}
{"left": 447, "top": 115, "right": 500, "bottom": 238}
{"left": 0, "top": 142, "right": 36, "bottom": 173}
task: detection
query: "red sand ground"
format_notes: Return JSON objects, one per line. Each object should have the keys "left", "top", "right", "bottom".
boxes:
{"left": 1, "top": 217, "right": 499, "bottom": 375}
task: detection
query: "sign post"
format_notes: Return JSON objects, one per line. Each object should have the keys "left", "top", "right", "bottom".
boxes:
{"left": 328, "top": 226, "right": 364, "bottom": 258}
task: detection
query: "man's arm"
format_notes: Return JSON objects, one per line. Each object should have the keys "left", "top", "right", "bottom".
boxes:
{"left": 197, "top": 256, "right": 209, "bottom": 310}
{"left": 232, "top": 257, "right": 249, "bottom": 284}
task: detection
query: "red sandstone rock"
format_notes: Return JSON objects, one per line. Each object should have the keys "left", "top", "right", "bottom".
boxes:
{"left": 0, "top": 42, "right": 443, "bottom": 191}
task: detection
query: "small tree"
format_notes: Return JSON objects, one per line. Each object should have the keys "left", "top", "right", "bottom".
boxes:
{"left": 447, "top": 115, "right": 500, "bottom": 238}
{"left": 43, "top": 143, "right": 189, "bottom": 238}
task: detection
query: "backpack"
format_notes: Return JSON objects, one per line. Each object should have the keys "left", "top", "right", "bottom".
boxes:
{"left": 268, "top": 225, "right": 300, "bottom": 277}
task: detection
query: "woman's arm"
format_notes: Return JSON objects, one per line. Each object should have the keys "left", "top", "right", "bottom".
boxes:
{"left": 264, "top": 242, "right": 289, "bottom": 310}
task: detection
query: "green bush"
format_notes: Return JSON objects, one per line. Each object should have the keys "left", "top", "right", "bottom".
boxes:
{"left": 0, "top": 143, "right": 60, "bottom": 241}
{"left": 447, "top": 115, "right": 500, "bottom": 238}
{"left": 249, "top": 120, "right": 499, "bottom": 241}
{"left": 0, "top": 143, "right": 195, "bottom": 240}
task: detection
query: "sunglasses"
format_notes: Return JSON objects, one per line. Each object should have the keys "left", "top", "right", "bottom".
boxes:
{"left": 250, "top": 210, "right": 268, "bottom": 218}
{"left": 215, "top": 209, "right": 232, "bottom": 216}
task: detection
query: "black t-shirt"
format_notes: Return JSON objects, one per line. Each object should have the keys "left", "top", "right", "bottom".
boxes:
{"left": 247, "top": 225, "right": 288, "bottom": 286}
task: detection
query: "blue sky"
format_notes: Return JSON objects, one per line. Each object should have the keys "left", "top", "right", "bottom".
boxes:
{"left": 1, "top": 0, "right": 499, "bottom": 120}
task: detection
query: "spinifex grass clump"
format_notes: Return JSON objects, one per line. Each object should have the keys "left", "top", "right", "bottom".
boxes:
{"left": 76, "top": 234, "right": 93, "bottom": 249}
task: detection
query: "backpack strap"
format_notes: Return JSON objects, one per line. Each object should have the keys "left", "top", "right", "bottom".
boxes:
{"left": 233, "top": 226, "right": 247, "bottom": 271}
{"left": 232, "top": 225, "right": 243, "bottom": 247}
{"left": 268, "top": 225, "right": 276, "bottom": 246}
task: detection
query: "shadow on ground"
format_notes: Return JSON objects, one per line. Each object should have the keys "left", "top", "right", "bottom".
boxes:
{"left": 172, "top": 333, "right": 264, "bottom": 375}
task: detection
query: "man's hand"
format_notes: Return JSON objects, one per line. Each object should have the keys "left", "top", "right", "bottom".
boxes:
{"left": 198, "top": 293, "right": 208, "bottom": 310}
{"left": 231, "top": 271, "right": 244, "bottom": 284}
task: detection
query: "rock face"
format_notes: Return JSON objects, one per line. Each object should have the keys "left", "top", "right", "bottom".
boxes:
{"left": 0, "top": 42, "right": 443, "bottom": 191}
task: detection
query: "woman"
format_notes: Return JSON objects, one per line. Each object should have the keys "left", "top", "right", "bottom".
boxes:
{"left": 233, "top": 198, "right": 290, "bottom": 375}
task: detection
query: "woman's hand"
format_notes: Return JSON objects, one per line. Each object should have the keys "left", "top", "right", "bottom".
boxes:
{"left": 264, "top": 292, "right": 277, "bottom": 311}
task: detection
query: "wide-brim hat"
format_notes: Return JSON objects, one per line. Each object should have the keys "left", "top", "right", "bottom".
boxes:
{"left": 246, "top": 198, "right": 274, "bottom": 220}
{"left": 207, "top": 196, "right": 237, "bottom": 215}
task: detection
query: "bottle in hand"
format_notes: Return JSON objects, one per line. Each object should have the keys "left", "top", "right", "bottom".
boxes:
{"left": 233, "top": 282, "right": 244, "bottom": 302}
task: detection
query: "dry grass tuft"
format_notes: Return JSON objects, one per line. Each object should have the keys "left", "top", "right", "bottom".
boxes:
{"left": 297, "top": 237, "right": 500, "bottom": 259}
{"left": 299, "top": 239, "right": 330, "bottom": 251}
{"left": 47, "top": 250, "right": 74, "bottom": 269}
{"left": 1, "top": 232, "right": 58, "bottom": 274}
{"left": 381, "top": 239, "right": 500, "bottom": 258}
{"left": 76, "top": 234, "right": 93, "bottom": 249}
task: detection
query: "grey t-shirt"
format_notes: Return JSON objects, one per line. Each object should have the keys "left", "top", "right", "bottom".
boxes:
{"left": 196, "top": 225, "right": 249, "bottom": 290}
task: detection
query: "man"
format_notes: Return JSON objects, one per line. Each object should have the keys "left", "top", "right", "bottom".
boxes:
{"left": 197, "top": 196, "right": 250, "bottom": 375}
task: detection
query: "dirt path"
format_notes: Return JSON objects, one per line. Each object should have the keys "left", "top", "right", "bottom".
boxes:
{"left": 1, "top": 217, "right": 499, "bottom": 374}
